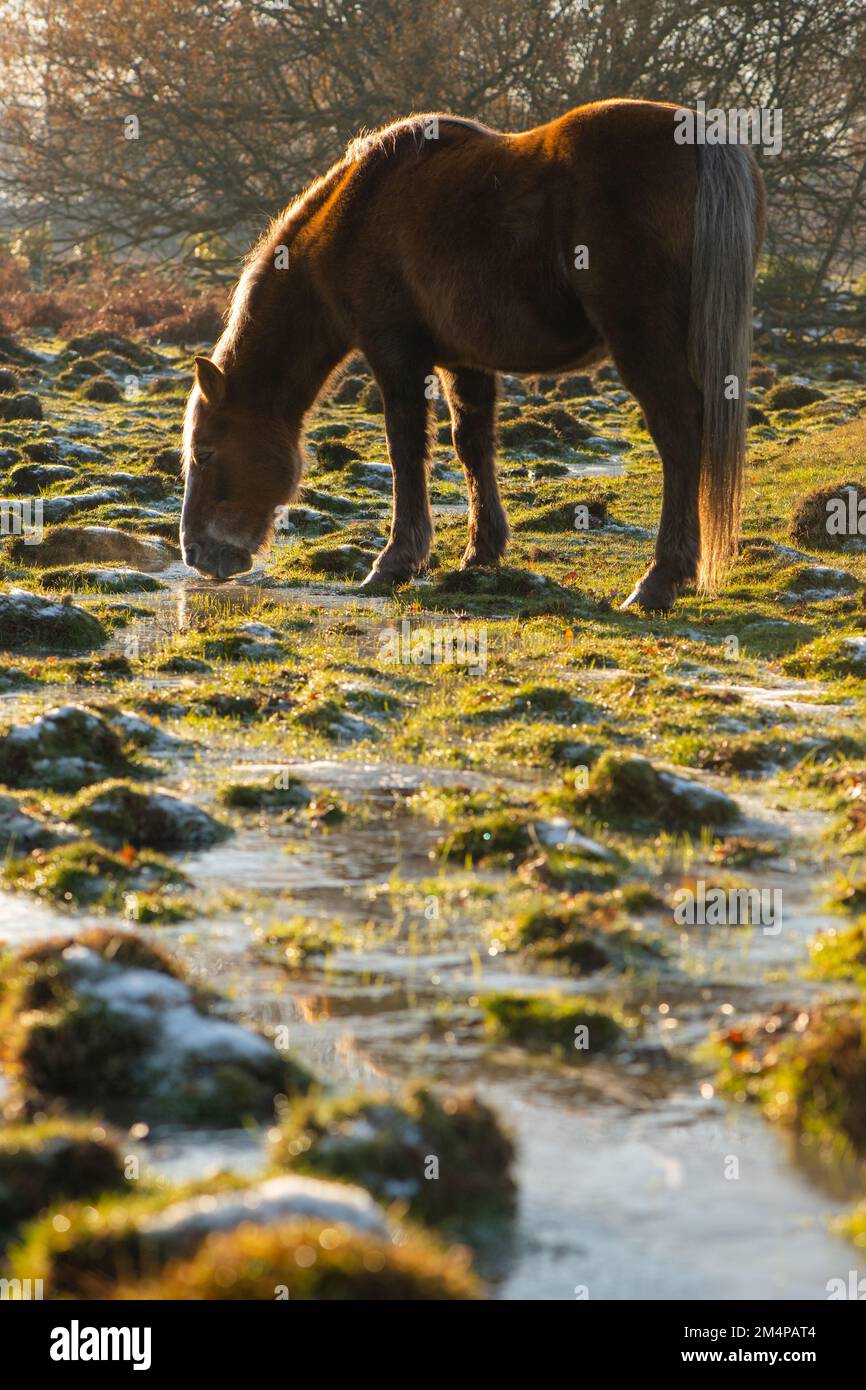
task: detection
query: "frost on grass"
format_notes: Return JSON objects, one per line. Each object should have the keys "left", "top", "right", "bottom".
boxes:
{"left": 0, "top": 928, "right": 310, "bottom": 1124}
{"left": 0, "top": 588, "right": 105, "bottom": 653}
{"left": 272, "top": 1083, "right": 516, "bottom": 1227}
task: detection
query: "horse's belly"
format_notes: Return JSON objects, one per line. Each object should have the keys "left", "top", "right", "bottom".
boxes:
{"left": 427, "top": 286, "right": 602, "bottom": 375}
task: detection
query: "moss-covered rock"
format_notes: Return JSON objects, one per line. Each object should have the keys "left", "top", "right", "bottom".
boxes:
{"left": 767, "top": 381, "right": 826, "bottom": 409}
{"left": 715, "top": 1003, "right": 866, "bottom": 1168}
{"left": 0, "top": 392, "right": 43, "bottom": 421}
{"left": 0, "top": 793, "right": 68, "bottom": 853}
{"left": 69, "top": 781, "right": 229, "bottom": 850}
{"left": 0, "top": 928, "right": 310, "bottom": 1124}
{"left": 7, "top": 525, "right": 174, "bottom": 571}
{"left": 315, "top": 439, "right": 361, "bottom": 471}
{"left": 36, "top": 566, "right": 166, "bottom": 594}
{"left": 272, "top": 1084, "right": 515, "bottom": 1226}
{"left": 8, "top": 462, "right": 77, "bottom": 493}
{"left": 499, "top": 901, "right": 661, "bottom": 974}
{"left": 1, "top": 839, "right": 187, "bottom": 911}
{"left": 480, "top": 991, "right": 625, "bottom": 1058}
{"left": 577, "top": 753, "right": 739, "bottom": 831}
{"left": 307, "top": 545, "right": 376, "bottom": 579}
{"left": 0, "top": 705, "right": 138, "bottom": 791}
{"left": 115, "top": 1219, "right": 479, "bottom": 1300}
{"left": 0, "top": 1121, "right": 127, "bottom": 1235}
{"left": 790, "top": 482, "right": 866, "bottom": 550}
{"left": 219, "top": 777, "right": 312, "bottom": 811}
{"left": 0, "top": 589, "right": 105, "bottom": 653}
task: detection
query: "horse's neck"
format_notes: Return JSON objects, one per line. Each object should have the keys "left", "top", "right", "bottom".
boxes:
{"left": 217, "top": 251, "right": 343, "bottom": 422}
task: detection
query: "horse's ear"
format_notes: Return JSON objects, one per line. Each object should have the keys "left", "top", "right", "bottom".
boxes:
{"left": 194, "top": 356, "right": 226, "bottom": 407}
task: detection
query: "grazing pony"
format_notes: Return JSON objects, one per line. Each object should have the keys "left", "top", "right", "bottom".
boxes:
{"left": 181, "top": 99, "right": 765, "bottom": 611}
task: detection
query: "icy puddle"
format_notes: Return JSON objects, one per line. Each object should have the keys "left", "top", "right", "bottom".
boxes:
{"left": 1, "top": 569, "right": 862, "bottom": 1300}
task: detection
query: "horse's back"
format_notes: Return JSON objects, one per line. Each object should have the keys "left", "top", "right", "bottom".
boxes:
{"left": 314, "top": 101, "right": 702, "bottom": 372}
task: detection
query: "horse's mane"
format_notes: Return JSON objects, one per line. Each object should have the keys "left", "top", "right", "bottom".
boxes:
{"left": 221, "top": 112, "right": 493, "bottom": 355}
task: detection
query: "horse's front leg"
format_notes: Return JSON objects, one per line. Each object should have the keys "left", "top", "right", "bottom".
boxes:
{"left": 359, "top": 360, "right": 433, "bottom": 588}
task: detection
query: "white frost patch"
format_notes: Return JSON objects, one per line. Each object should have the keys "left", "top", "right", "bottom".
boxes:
{"left": 842, "top": 637, "right": 866, "bottom": 666}
{"left": 140, "top": 1174, "right": 388, "bottom": 1245}
{"left": 533, "top": 819, "right": 616, "bottom": 860}
{"left": 60, "top": 946, "right": 279, "bottom": 1086}
{"left": 238, "top": 621, "right": 282, "bottom": 641}
{"left": 658, "top": 771, "right": 737, "bottom": 818}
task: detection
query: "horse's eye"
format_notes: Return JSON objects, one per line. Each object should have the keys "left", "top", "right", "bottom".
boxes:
{"left": 196, "top": 449, "right": 216, "bottom": 467}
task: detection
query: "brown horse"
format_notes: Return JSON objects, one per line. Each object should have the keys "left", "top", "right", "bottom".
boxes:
{"left": 181, "top": 98, "right": 765, "bottom": 611}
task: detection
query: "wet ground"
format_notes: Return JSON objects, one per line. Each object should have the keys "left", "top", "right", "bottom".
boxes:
{"left": 2, "top": 329, "right": 866, "bottom": 1297}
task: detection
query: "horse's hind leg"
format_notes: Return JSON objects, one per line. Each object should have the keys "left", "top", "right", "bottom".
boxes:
{"left": 439, "top": 367, "right": 509, "bottom": 568}
{"left": 360, "top": 351, "right": 434, "bottom": 587}
{"left": 604, "top": 327, "right": 703, "bottom": 613}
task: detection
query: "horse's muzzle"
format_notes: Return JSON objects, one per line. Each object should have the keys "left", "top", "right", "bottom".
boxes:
{"left": 182, "top": 538, "right": 252, "bottom": 580}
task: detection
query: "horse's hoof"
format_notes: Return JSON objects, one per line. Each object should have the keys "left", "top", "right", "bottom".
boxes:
{"left": 460, "top": 549, "right": 501, "bottom": 571}
{"left": 620, "top": 578, "right": 674, "bottom": 614}
{"left": 358, "top": 568, "right": 404, "bottom": 592}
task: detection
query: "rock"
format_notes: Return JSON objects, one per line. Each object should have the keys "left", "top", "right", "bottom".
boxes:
{"left": 63, "top": 332, "right": 158, "bottom": 367}
{"left": 307, "top": 544, "right": 375, "bottom": 578}
{"left": 39, "top": 489, "right": 128, "bottom": 522}
{"left": 0, "top": 704, "right": 146, "bottom": 791}
{"left": 357, "top": 381, "right": 383, "bottom": 413}
{"left": 785, "top": 564, "right": 861, "bottom": 599}
{"left": 69, "top": 782, "right": 229, "bottom": 849}
{"left": 841, "top": 637, "right": 866, "bottom": 669}
{"left": 331, "top": 374, "right": 367, "bottom": 403}
{"left": 554, "top": 373, "right": 594, "bottom": 397}
{"left": 750, "top": 366, "right": 777, "bottom": 389}
{"left": 791, "top": 482, "right": 866, "bottom": 551}
{"left": 21, "top": 440, "right": 60, "bottom": 463}
{"left": 272, "top": 1084, "right": 515, "bottom": 1224}
{"left": 0, "top": 589, "right": 105, "bottom": 655}
{"left": 0, "top": 1122, "right": 127, "bottom": 1232}
{"left": 149, "top": 447, "right": 182, "bottom": 477}
{"left": 8, "top": 463, "right": 77, "bottom": 493}
{"left": 78, "top": 376, "right": 122, "bottom": 403}
{"left": 582, "top": 752, "right": 739, "bottom": 829}
{"left": 7, "top": 525, "right": 175, "bottom": 570}
{"left": 278, "top": 505, "right": 336, "bottom": 536}
{"left": 315, "top": 440, "right": 361, "bottom": 470}
{"left": 0, "top": 793, "right": 70, "bottom": 852}
{"left": 38, "top": 566, "right": 166, "bottom": 594}
{"left": 0, "top": 929, "right": 310, "bottom": 1124}
{"left": 141, "top": 1175, "right": 388, "bottom": 1250}
{"left": 767, "top": 381, "right": 826, "bottom": 409}
{"left": 0, "top": 393, "right": 43, "bottom": 421}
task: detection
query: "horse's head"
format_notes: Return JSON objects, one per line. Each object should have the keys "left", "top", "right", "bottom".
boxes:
{"left": 180, "top": 357, "right": 301, "bottom": 579}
